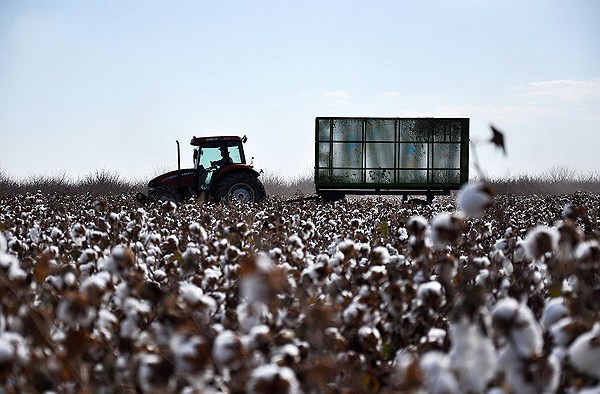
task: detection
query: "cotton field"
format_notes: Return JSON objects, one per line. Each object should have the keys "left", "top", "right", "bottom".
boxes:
{"left": 0, "top": 190, "right": 599, "bottom": 394}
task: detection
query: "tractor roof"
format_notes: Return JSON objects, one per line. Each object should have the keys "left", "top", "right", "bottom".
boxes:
{"left": 190, "top": 136, "right": 241, "bottom": 146}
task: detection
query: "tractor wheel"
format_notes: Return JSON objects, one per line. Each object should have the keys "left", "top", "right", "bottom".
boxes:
{"left": 213, "top": 172, "right": 266, "bottom": 203}
{"left": 148, "top": 187, "right": 180, "bottom": 203}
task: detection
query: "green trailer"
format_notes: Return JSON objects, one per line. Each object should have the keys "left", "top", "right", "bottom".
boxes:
{"left": 315, "top": 117, "right": 469, "bottom": 201}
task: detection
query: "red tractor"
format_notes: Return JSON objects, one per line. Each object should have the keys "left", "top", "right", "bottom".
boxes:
{"left": 140, "top": 135, "right": 266, "bottom": 203}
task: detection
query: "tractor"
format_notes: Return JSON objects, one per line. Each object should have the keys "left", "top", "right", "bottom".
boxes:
{"left": 140, "top": 135, "right": 266, "bottom": 204}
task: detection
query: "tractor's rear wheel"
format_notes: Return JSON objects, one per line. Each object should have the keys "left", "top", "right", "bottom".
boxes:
{"left": 148, "top": 187, "right": 180, "bottom": 203}
{"left": 213, "top": 172, "right": 266, "bottom": 203}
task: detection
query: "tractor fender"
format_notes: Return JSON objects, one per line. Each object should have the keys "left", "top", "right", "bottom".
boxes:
{"left": 212, "top": 165, "right": 260, "bottom": 185}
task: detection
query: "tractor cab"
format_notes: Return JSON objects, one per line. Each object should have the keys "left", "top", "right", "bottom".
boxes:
{"left": 191, "top": 136, "right": 246, "bottom": 190}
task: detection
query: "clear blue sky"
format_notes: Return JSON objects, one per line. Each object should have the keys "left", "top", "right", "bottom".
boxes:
{"left": 1, "top": 0, "right": 599, "bottom": 180}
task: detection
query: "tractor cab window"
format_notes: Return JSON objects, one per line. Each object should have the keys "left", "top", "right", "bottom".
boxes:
{"left": 196, "top": 144, "right": 243, "bottom": 170}
{"left": 227, "top": 146, "right": 242, "bottom": 164}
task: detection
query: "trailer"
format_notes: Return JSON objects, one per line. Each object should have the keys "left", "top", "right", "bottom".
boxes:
{"left": 315, "top": 117, "right": 469, "bottom": 202}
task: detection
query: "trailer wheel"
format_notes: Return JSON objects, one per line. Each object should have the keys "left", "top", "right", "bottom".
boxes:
{"left": 149, "top": 187, "right": 180, "bottom": 203}
{"left": 319, "top": 192, "right": 345, "bottom": 203}
{"left": 213, "top": 172, "right": 266, "bottom": 203}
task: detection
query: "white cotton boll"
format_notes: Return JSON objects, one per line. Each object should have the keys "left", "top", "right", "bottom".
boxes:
{"left": 63, "top": 271, "right": 76, "bottom": 287}
{"left": 524, "top": 226, "right": 558, "bottom": 260}
{"left": 495, "top": 238, "right": 508, "bottom": 251}
{"left": 416, "top": 281, "right": 444, "bottom": 306}
{"left": 568, "top": 323, "right": 600, "bottom": 379}
{"left": 271, "top": 343, "right": 301, "bottom": 366}
{"left": 541, "top": 297, "right": 569, "bottom": 330}
{"left": 28, "top": 225, "right": 40, "bottom": 244}
{"left": 420, "top": 351, "right": 459, "bottom": 394}
{"left": 457, "top": 182, "right": 494, "bottom": 217}
{"left": 136, "top": 353, "right": 165, "bottom": 393}
{"left": 423, "top": 327, "right": 446, "bottom": 346}
{"left": 246, "top": 364, "right": 300, "bottom": 394}
{"left": 449, "top": 317, "right": 497, "bottom": 393}
{"left": 81, "top": 271, "right": 111, "bottom": 294}
{"left": 188, "top": 222, "right": 207, "bottom": 240}
{"left": 0, "top": 253, "right": 26, "bottom": 281}
{"left": 550, "top": 317, "right": 575, "bottom": 348}
{"left": 430, "top": 212, "right": 465, "bottom": 248}
{"left": 77, "top": 248, "right": 97, "bottom": 264}
{"left": 288, "top": 235, "right": 304, "bottom": 249}
{"left": 123, "top": 297, "right": 151, "bottom": 317}
{"left": 576, "top": 385, "right": 600, "bottom": 394}
{"left": 0, "top": 233, "right": 6, "bottom": 252}
{"left": 237, "top": 302, "right": 268, "bottom": 332}
{"left": 338, "top": 239, "right": 356, "bottom": 259}
{"left": 398, "top": 227, "right": 409, "bottom": 241}
{"left": 393, "top": 349, "right": 418, "bottom": 383}
{"left": 576, "top": 240, "right": 600, "bottom": 265}
{"left": 514, "top": 242, "right": 526, "bottom": 263}
{"left": 50, "top": 227, "right": 63, "bottom": 239}
{"left": 96, "top": 308, "right": 118, "bottom": 331}
{"left": 170, "top": 334, "right": 209, "bottom": 373}
{"left": 502, "top": 259, "right": 514, "bottom": 276}
{"left": 407, "top": 216, "right": 429, "bottom": 236}
{"left": 492, "top": 298, "right": 543, "bottom": 359}
{"left": 212, "top": 330, "right": 242, "bottom": 368}
{"left": 268, "top": 247, "right": 283, "bottom": 260}
{"left": 0, "top": 337, "right": 14, "bottom": 364}
{"left": 498, "top": 345, "right": 561, "bottom": 394}
{"left": 152, "top": 269, "right": 167, "bottom": 282}
{"left": 179, "top": 282, "right": 204, "bottom": 304}
{"left": 342, "top": 303, "right": 364, "bottom": 325}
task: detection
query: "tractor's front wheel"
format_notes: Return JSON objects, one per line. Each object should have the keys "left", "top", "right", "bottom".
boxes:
{"left": 213, "top": 172, "right": 266, "bottom": 203}
{"left": 148, "top": 187, "right": 180, "bottom": 203}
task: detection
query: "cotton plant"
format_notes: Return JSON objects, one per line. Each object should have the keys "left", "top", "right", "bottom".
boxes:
{"left": 0, "top": 191, "right": 598, "bottom": 393}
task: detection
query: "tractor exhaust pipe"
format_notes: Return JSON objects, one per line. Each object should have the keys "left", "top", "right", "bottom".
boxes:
{"left": 176, "top": 140, "right": 181, "bottom": 189}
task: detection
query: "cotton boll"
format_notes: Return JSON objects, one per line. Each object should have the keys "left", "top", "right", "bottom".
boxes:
{"left": 245, "top": 364, "right": 300, "bottom": 394}
{"left": 576, "top": 241, "right": 600, "bottom": 268}
{"left": 492, "top": 298, "right": 543, "bottom": 359}
{"left": 457, "top": 182, "right": 495, "bottom": 217}
{"left": 342, "top": 302, "right": 364, "bottom": 325}
{"left": 103, "top": 246, "right": 135, "bottom": 276}
{"left": 188, "top": 222, "right": 207, "bottom": 241}
{"left": 495, "top": 238, "right": 508, "bottom": 251}
{"left": 271, "top": 344, "right": 301, "bottom": 367}
{"left": 371, "top": 246, "right": 390, "bottom": 264}
{"left": 136, "top": 353, "right": 174, "bottom": 394}
{"left": 212, "top": 330, "right": 243, "bottom": 368}
{"left": 523, "top": 226, "right": 558, "bottom": 260}
{"left": 0, "top": 253, "right": 26, "bottom": 281}
{"left": 179, "top": 282, "right": 204, "bottom": 304}
{"left": 498, "top": 345, "right": 561, "bottom": 394}
{"left": 393, "top": 349, "right": 421, "bottom": 386}
{"left": 398, "top": 227, "right": 409, "bottom": 241}
{"left": 406, "top": 216, "right": 429, "bottom": 237}
{"left": 576, "top": 384, "right": 600, "bottom": 394}
{"left": 169, "top": 334, "right": 210, "bottom": 374}
{"left": 568, "top": 323, "right": 600, "bottom": 379}
{"left": 541, "top": 297, "right": 569, "bottom": 330}
{"left": 0, "top": 336, "right": 15, "bottom": 369}
{"left": 449, "top": 317, "right": 497, "bottom": 393}
{"left": 430, "top": 212, "right": 466, "bottom": 248}
{"left": 416, "top": 281, "right": 445, "bottom": 307}
{"left": 420, "top": 351, "right": 459, "bottom": 394}
{"left": 338, "top": 239, "right": 356, "bottom": 260}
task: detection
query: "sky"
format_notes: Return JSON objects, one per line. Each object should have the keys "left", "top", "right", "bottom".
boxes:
{"left": 0, "top": 0, "right": 599, "bottom": 181}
